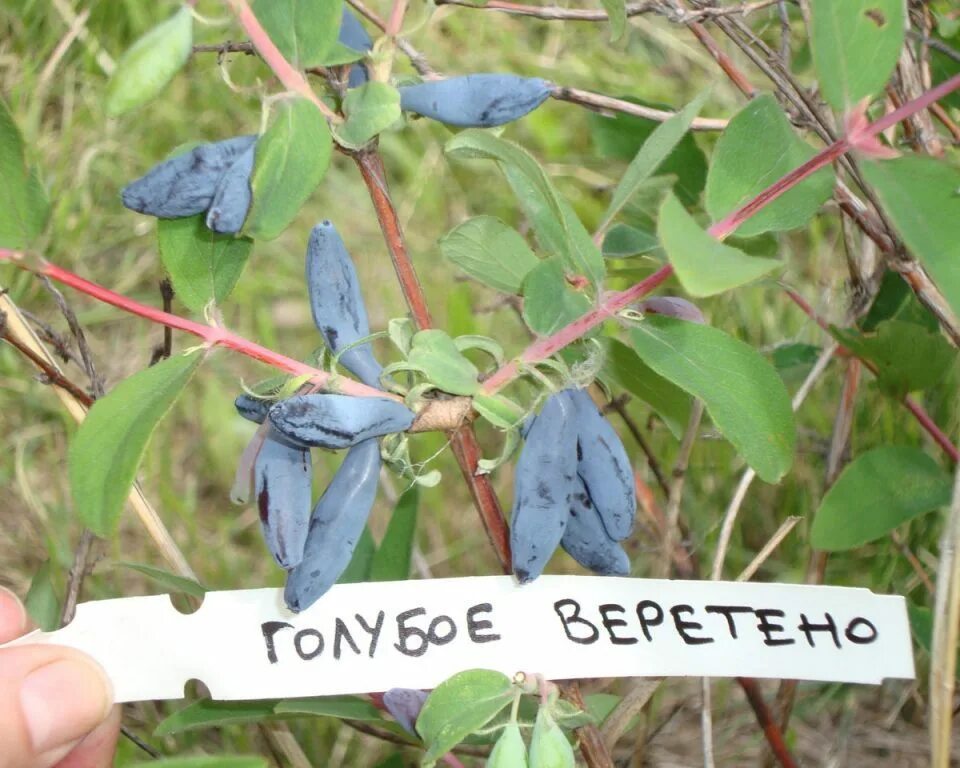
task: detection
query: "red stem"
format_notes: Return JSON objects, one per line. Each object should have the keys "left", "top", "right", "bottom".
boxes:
{"left": 736, "top": 677, "right": 799, "bottom": 768}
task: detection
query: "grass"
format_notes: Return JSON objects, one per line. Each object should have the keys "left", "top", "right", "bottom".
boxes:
{"left": 0, "top": 1, "right": 956, "bottom": 765}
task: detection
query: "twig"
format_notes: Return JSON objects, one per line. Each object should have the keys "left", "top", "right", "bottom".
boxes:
{"left": 737, "top": 677, "right": 799, "bottom": 768}
{"left": 149, "top": 279, "right": 174, "bottom": 366}
{"left": 633, "top": 472, "right": 697, "bottom": 577}
{"left": 59, "top": 529, "right": 98, "bottom": 626}
{"left": 0, "top": 325, "right": 94, "bottom": 406}
{"left": 604, "top": 394, "right": 670, "bottom": 497}
{"left": 433, "top": 0, "right": 778, "bottom": 23}
{"left": 550, "top": 87, "right": 727, "bottom": 131}
{"left": 711, "top": 345, "right": 836, "bottom": 580}
{"left": 701, "top": 678, "right": 716, "bottom": 768}
{"left": 930, "top": 463, "right": 960, "bottom": 767}
{"left": 40, "top": 275, "right": 103, "bottom": 396}
{"left": 120, "top": 725, "right": 162, "bottom": 758}
{"left": 346, "top": 0, "right": 437, "bottom": 77}
{"left": 736, "top": 516, "right": 801, "bottom": 582}
{"left": 559, "top": 682, "right": 615, "bottom": 768}
{"left": 660, "top": 400, "right": 703, "bottom": 578}
{"left": 600, "top": 677, "right": 663, "bottom": 750}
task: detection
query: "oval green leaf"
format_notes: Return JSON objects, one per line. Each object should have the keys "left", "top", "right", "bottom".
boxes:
{"left": 334, "top": 82, "right": 401, "bottom": 150}
{"left": 810, "top": 0, "right": 906, "bottom": 111}
{"left": 106, "top": 7, "right": 193, "bottom": 117}
{"left": 705, "top": 95, "right": 834, "bottom": 237}
{"left": 0, "top": 99, "right": 49, "bottom": 250}
{"left": 810, "top": 446, "right": 952, "bottom": 551}
{"left": 407, "top": 329, "right": 481, "bottom": 395}
{"left": 861, "top": 156, "right": 960, "bottom": 320}
{"left": 369, "top": 487, "right": 418, "bottom": 582}
{"left": 157, "top": 215, "right": 253, "bottom": 312}
{"left": 417, "top": 669, "right": 514, "bottom": 766}
{"left": 69, "top": 351, "right": 203, "bottom": 537}
{"left": 658, "top": 191, "right": 779, "bottom": 297}
{"left": 440, "top": 215, "right": 539, "bottom": 294}
{"left": 629, "top": 316, "right": 795, "bottom": 482}
{"left": 522, "top": 257, "right": 591, "bottom": 336}
{"left": 245, "top": 98, "right": 332, "bottom": 241}
{"left": 155, "top": 700, "right": 280, "bottom": 737}
{"left": 251, "top": 0, "right": 343, "bottom": 69}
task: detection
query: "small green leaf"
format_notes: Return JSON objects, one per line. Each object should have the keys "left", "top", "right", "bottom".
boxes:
{"left": 551, "top": 699, "right": 595, "bottom": 730}
{"left": 251, "top": 0, "right": 343, "bottom": 68}
{"left": 598, "top": 0, "right": 627, "bottom": 41}
{"left": 275, "top": 696, "right": 385, "bottom": 721}
{"left": 522, "top": 257, "right": 591, "bottom": 336}
{"left": 770, "top": 343, "right": 822, "bottom": 371}
{"left": 246, "top": 98, "right": 332, "bottom": 241}
{"left": 473, "top": 394, "right": 526, "bottom": 430}
{"left": 0, "top": 98, "right": 49, "bottom": 250}
{"left": 155, "top": 700, "right": 279, "bottom": 737}
{"left": 590, "top": 101, "right": 708, "bottom": 207}
{"left": 69, "top": 352, "right": 203, "bottom": 536}
{"left": 529, "top": 707, "right": 575, "bottom": 768}
{"left": 106, "top": 7, "right": 193, "bottom": 117}
{"left": 446, "top": 130, "right": 605, "bottom": 287}
{"left": 810, "top": 0, "right": 906, "bottom": 111}
{"left": 810, "top": 447, "right": 952, "bottom": 551}
{"left": 369, "top": 488, "right": 418, "bottom": 582}
{"left": 439, "top": 216, "right": 539, "bottom": 294}
{"left": 129, "top": 758, "right": 266, "bottom": 768}
{"left": 417, "top": 669, "right": 515, "bottom": 766}
{"left": 861, "top": 157, "right": 960, "bottom": 319}
{"left": 599, "top": 91, "right": 708, "bottom": 232}
{"left": 630, "top": 317, "right": 795, "bottom": 482}
{"left": 157, "top": 216, "right": 253, "bottom": 313}
{"left": 116, "top": 562, "right": 207, "bottom": 598}
{"left": 831, "top": 321, "right": 957, "bottom": 398}
{"left": 658, "top": 192, "right": 778, "bottom": 296}
{"left": 705, "top": 95, "right": 834, "bottom": 237}
{"left": 601, "top": 224, "right": 658, "bottom": 259}
{"left": 601, "top": 338, "right": 691, "bottom": 439}
{"left": 337, "top": 527, "right": 376, "bottom": 584}
{"left": 407, "top": 329, "right": 481, "bottom": 395}
{"left": 24, "top": 562, "right": 60, "bottom": 632}
{"left": 334, "top": 82, "right": 401, "bottom": 149}
{"left": 487, "top": 723, "right": 528, "bottom": 767}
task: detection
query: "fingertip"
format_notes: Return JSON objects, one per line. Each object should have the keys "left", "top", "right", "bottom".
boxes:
{"left": 0, "top": 585, "right": 28, "bottom": 642}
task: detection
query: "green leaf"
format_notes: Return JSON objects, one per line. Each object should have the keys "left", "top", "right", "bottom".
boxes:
{"left": 407, "top": 329, "right": 481, "bottom": 395}
{"left": 629, "top": 317, "right": 795, "bottom": 482}
{"left": 529, "top": 707, "right": 575, "bottom": 768}
{"left": 439, "top": 216, "right": 539, "bottom": 294}
{"left": 417, "top": 669, "right": 514, "bottom": 766}
{"left": 810, "top": 0, "right": 906, "bottom": 111}
{"left": 334, "top": 82, "right": 402, "bottom": 149}
{"left": 155, "top": 700, "right": 278, "bottom": 737}
{"left": 522, "top": 257, "right": 591, "bottom": 336}
{"left": 590, "top": 100, "right": 708, "bottom": 208}
{"left": 157, "top": 216, "right": 253, "bottom": 313}
{"left": 116, "top": 561, "right": 207, "bottom": 598}
{"left": 24, "top": 561, "right": 60, "bottom": 632}
{"left": 369, "top": 487, "right": 418, "bottom": 581}
{"left": 251, "top": 0, "right": 343, "bottom": 68}
{"left": 770, "top": 343, "right": 822, "bottom": 371}
{"left": 831, "top": 321, "right": 957, "bottom": 398}
{"left": 69, "top": 352, "right": 203, "bottom": 536}
{"left": 705, "top": 95, "right": 834, "bottom": 237}
{"left": 246, "top": 98, "right": 332, "bottom": 241}
{"left": 0, "top": 98, "right": 49, "bottom": 250}
{"left": 473, "top": 393, "right": 526, "bottom": 430}
{"left": 445, "top": 130, "right": 605, "bottom": 287}
{"left": 488, "top": 723, "right": 529, "bottom": 767}
{"left": 337, "top": 527, "right": 376, "bottom": 584}
{"left": 861, "top": 157, "right": 960, "bottom": 319}
{"left": 599, "top": 91, "right": 708, "bottom": 231}
{"left": 598, "top": 0, "right": 627, "bottom": 41}
{"left": 810, "top": 447, "right": 952, "bottom": 551}
{"left": 862, "top": 271, "right": 938, "bottom": 333}
{"left": 275, "top": 695, "right": 384, "bottom": 721}
{"left": 658, "top": 192, "right": 778, "bottom": 296}
{"left": 129, "top": 758, "right": 266, "bottom": 768}
{"left": 601, "top": 224, "right": 658, "bottom": 258}
{"left": 601, "top": 338, "right": 691, "bottom": 439}
{"left": 106, "top": 7, "right": 193, "bottom": 117}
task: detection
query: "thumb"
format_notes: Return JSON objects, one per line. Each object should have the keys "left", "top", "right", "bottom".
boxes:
{"left": 0, "top": 634, "right": 114, "bottom": 768}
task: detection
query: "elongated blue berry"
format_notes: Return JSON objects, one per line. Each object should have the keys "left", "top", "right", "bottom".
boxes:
{"left": 561, "top": 483, "right": 630, "bottom": 576}
{"left": 510, "top": 391, "right": 578, "bottom": 584}
{"left": 206, "top": 141, "right": 255, "bottom": 234}
{"left": 399, "top": 74, "right": 552, "bottom": 128}
{"left": 306, "top": 220, "right": 383, "bottom": 387}
{"left": 235, "top": 393, "right": 270, "bottom": 424}
{"left": 338, "top": 8, "right": 372, "bottom": 88}
{"left": 568, "top": 389, "right": 636, "bottom": 541}
{"left": 122, "top": 135, "right": 256, "bottom": 218}
{"left": 284, "top": 438, "right": 381, "bottom": 611}
{"left": 382, "top": 688, "right": 428, "bottom": 736}
{"left": 255, "top": 434, "right": 313, "bottom": 569}
{"left": 268, "top": 393, "right": 414, "bottom": 449}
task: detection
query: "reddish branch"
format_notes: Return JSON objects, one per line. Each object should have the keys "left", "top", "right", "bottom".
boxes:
{"left": 737, "top": 677, "right": 799, "bottom": 768}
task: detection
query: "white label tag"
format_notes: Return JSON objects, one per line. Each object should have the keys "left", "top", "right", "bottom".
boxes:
{"left": 4, "top": 576, "right": 914, "bottom": 702}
